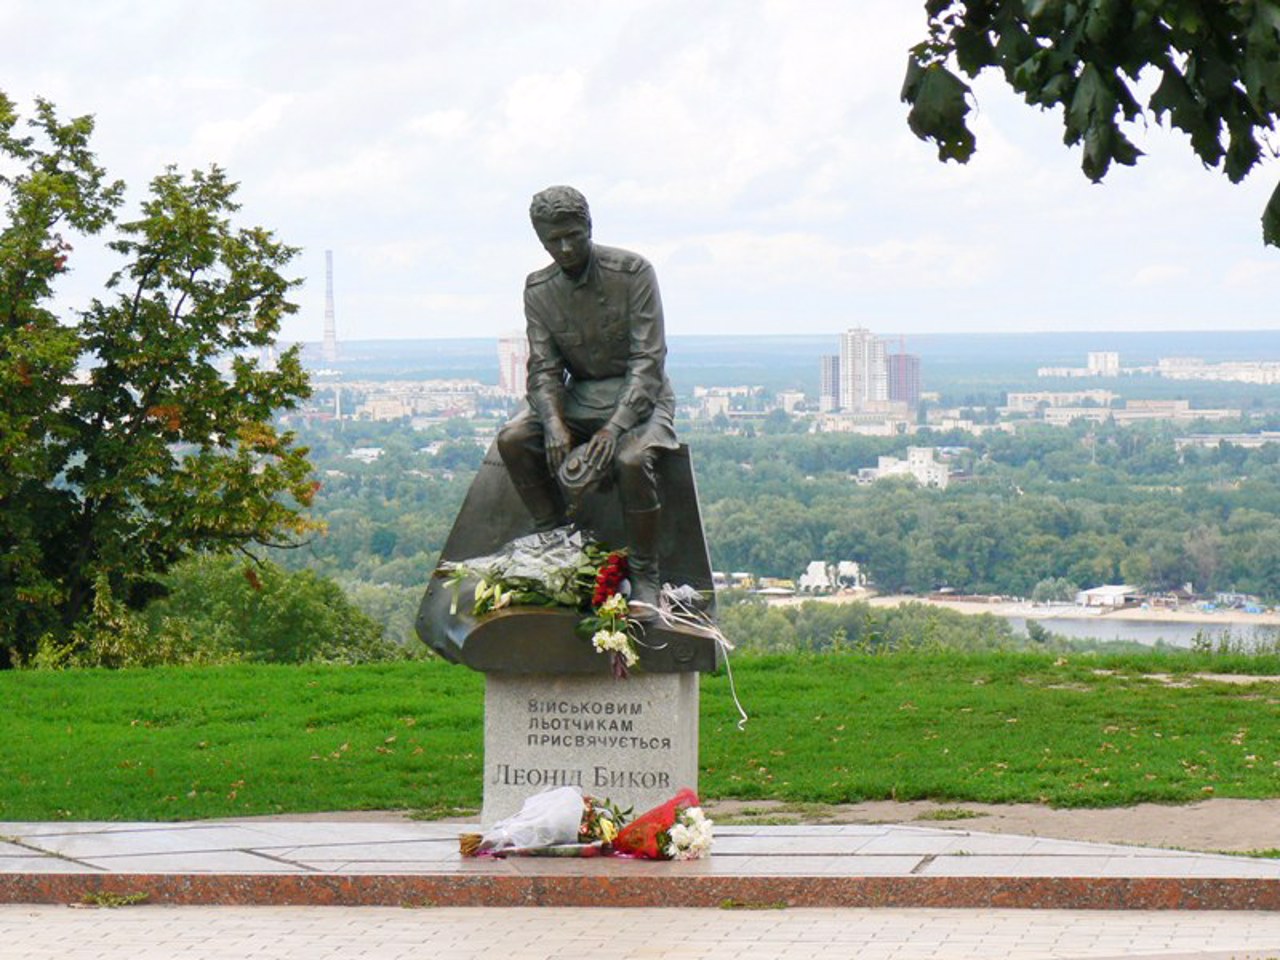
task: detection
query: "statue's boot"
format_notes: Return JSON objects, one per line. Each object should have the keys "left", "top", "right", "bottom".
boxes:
{"left": 625, "top": 506, "right": 662, "bottom": 619}
{"left": 513, "top": 477, "right": 566, "bottom": 532}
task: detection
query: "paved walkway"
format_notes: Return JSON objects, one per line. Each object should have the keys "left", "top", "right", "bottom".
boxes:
{"left": 5, "top": 819, "right": 1280, "bottom": 957}
{"left": 5, "top": 904, "right": 1280, "bottom": 959}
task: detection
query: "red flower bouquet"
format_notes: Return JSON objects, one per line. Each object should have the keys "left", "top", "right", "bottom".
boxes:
{"left": 612, "top": 788, "right": 713, "bottom": 860}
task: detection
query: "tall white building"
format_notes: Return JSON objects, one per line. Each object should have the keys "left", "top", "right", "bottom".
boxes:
{"left": 497, "top": 331, "right": 529, "bottom": 397}
{"left": 1087, "top": 351, "right": 1120, "bottom": 377}
{"left": 839, "top": 327, "right": 887, "bottom": 411}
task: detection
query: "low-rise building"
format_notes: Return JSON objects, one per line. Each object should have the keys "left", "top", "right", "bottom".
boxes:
{"left": 858, "top": 447, "right": 949, "bottom": 488}
{"left": 1043, "top": 399, "right": 1240, "bottom": 426}
{"left": 1004, "top": 390, "right": 1116, "bottom": 414}
{"left": 815, "top": 408, "right": 914, "bottom": 436}
{"left": 798, "top": 560, "right": 865, "bottom": 593}
{"left": 1075, "top": 584, "right": 1141, "bottom": 607}
{"left": 1174, "top": 432, "right": 1280, "bottom": 451}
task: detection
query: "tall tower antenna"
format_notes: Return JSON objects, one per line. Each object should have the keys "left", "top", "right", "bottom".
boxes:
{"left": 322, "top": 250, "right": 338, "bottom": 365}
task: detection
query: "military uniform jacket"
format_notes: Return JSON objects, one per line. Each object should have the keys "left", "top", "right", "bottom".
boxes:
{"left": 524, "top": 243, "right": 676, "bottom": 435}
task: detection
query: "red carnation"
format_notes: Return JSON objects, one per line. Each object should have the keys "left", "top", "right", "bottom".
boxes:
{"left": 592, "top": 552, "right": 628, "bottom": 607}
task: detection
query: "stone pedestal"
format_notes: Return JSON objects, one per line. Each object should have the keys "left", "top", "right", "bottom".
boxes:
{"left": 417, "top": 442, "right": 718, "bottom": 828}
{"left": 482, "top": 672, "right": 699, "bottom": 826}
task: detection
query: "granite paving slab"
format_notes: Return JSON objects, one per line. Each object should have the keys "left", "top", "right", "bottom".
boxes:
{"left": 2, "top": 820, "right": 1280, "bottom": 909}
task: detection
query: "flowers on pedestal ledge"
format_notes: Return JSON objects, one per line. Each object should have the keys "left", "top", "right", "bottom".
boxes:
{"left": 438, "top": 528, "right": 641, "bottom": 673}
{"left": 582, "top": 588, "right": 639, "bottom": 678}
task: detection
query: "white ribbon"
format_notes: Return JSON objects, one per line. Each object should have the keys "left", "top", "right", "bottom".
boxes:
{"left": 649, "top": 584, "right": 749, "bottom": 731}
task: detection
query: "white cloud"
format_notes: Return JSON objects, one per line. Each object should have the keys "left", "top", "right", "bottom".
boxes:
{"left": 1224, "top": 259, "right": 1280, "bottom": 288}
{"left": 481, "top": 69, "right": 588, "bottom": 169}
{"left": 1131, "top": 264, "right": 1186, "bottom": 287}
{"left": 406, "top": 109, "right": 473, "bottom": 141}
{"left": 6, "top": 0, "right": 1280, "bottom": 341}
{"left": 187, "top": 93, "right": 296, "bottom": 165}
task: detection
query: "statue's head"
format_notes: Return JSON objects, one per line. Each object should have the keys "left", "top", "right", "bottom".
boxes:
{"left": 530, "top": 186, "right": 592, "bottom": 276}
{"left": 529, "top": 185, "right": 591, "bottom": 232}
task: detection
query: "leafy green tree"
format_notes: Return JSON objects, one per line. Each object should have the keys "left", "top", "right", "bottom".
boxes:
{"left": 432, "top": 439, "right": 484, "bottom": 470}
{"left": 369, "top": 526, "right": 399, "bottom": 560}
{"left": 903, "top": 1, "right": 1280, "bottom": 244}
{"left": 761, "top": 407, "right": 792, "bottom": 435}
{"left": 1, "top": 95, "right": 123, "bottom": 659}
{"left": 139, "top": 554, "right": 392, "bottom": 664}
{"left": 1031, "top": 576, "right": 1078, "bottom": 603}
{"left": 0, "top": 94, "right": 315, "bottom": 666}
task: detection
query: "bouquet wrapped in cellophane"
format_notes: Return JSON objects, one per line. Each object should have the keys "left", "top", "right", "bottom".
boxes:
{"left": 460, "top": 786, "right": 631, "bottom": 858}
{"left": 438, "top": 526, "right": 641, "bottom": 670}
{"left": 439, "top": 528, "right": 614, "bottom": 614}
{"left": 460, "top": 786, "right": 711, "bottom": 860}
{"left": 611, "top": 787, "right": 713, "bottom": 860}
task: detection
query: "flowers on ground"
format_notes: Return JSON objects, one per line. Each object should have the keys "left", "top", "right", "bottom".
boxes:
{"left": 663, "top": 805, "right": 714, "bottom": 860}
{"left": 612, "top": 788, "right": 713, "bottom": 860}
{"left": 580, "top": 795, "right": 630, "bottom": 845}
{"left": 462, "top": 788, "right": 709, "bottom": 860}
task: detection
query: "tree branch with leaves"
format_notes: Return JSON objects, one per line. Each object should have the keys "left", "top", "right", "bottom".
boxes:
{"left": 902, "top": 0, "right": 1280, "bottom": 244}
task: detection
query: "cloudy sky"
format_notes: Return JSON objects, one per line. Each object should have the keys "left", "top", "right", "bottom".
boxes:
{"left": 6, "top": 0, "right": 1279, "bottom": 343}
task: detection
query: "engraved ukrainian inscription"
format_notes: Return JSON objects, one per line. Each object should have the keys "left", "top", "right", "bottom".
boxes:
{"left": 482, "top": 673, "right": 698, "bottom": 825}
{"left": 494, "top": 695, "right": 674, "bottom": 788}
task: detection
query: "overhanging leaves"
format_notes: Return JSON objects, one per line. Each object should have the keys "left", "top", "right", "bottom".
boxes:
{"left": 902, "top": 60, "right": 977, "bottom": 163}
{"left": 907, "top": 0, "right": 1280, "bottom": 247}
{"left": 1264, "top": 177, "right": 1280, "bottom": 246}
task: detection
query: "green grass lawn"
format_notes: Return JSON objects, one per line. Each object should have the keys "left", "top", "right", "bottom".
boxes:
{"left": 3, "top": 651, "right": 1279, "bottom": 821}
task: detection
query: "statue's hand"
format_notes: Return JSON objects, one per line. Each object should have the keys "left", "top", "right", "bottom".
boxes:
{"left": 545, "top": 419, "right": 573, "bottom": 472}
{"left": 584, "top": 424, "right": 619, "bottom": 472}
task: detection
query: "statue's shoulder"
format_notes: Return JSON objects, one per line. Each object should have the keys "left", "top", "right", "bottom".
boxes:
{"left": 594, "top": 244, "right": 651, "bottom": 275}
{"left": 525, "top": 262, "right": 559, "bottom": 288}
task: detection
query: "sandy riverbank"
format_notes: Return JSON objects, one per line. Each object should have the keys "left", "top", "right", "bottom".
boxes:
{"left": 766, "top": 591, "right": 1280, "bottom": 627}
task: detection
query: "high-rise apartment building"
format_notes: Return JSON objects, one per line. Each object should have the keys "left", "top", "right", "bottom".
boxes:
{"left": 1087, "top": 351, "right": 1120, "bottom": 377}
{"left": 887, "top": 352, "right": 921, "bottom": 407}
{"left": 497, "top": 331, "right": 529, "bottom": 397}
{"left": 818, "top": 354, "right": 841, "bottom": 412}
{"left": 839, "top": 327, "right": 887, "bottom": 411}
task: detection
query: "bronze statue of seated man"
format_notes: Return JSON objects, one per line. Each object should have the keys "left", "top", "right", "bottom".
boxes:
{"left": 496, "top": 185, "right": 678, "bottom": 612}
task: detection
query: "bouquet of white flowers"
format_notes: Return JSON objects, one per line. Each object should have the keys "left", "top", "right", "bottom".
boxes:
{"left": 663, "top": 805, "right": 715, "bottom": 860}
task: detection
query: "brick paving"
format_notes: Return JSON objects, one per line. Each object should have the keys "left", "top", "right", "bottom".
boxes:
{"left": 3, "top": 905, "right": 1280, "bottom": 959}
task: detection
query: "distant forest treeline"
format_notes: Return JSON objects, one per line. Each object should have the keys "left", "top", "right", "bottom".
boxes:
{"left": 273, "top": 409, "right": 1280, "bottom": 646}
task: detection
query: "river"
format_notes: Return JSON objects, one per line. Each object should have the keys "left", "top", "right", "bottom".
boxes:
{"left": 1006, "top": 616, "right": 1280, "bottom": 649}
